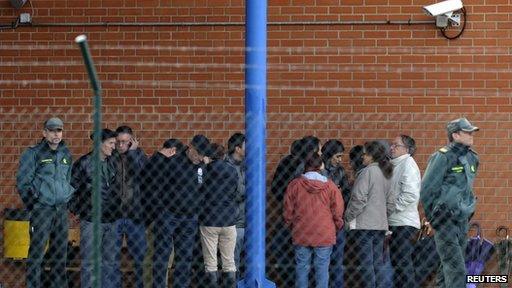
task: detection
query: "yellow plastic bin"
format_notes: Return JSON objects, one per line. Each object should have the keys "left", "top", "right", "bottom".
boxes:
{"left": 3, "top": 208, "right": 30, "bottom": 259}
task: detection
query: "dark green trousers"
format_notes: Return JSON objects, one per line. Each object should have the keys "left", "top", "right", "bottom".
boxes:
{"left": 27, "top": 203, "right": 68, "bottom": 288}
{"left": 434, "top": 220, "right": 468, "bottom": 288}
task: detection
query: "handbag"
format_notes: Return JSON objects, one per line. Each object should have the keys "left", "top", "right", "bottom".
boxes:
{"left": 413, "top": 218, "right": 440, "bottom": 285}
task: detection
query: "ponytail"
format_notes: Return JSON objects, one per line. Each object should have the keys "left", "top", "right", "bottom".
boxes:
{"left": 378, "top": 158, "right": 393, "bottom": 179}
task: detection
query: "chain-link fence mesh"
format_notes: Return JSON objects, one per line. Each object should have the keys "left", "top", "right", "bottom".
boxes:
{"left": 0, "top": 23, "right": 510, "bottom": 286}
{"left": 1, "top": 110, "right": 508, "bottom": 288}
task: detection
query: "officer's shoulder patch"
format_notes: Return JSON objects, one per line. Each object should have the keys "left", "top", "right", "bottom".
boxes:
{"left": 439, "top": 147, "right": 449, "bottom": 153}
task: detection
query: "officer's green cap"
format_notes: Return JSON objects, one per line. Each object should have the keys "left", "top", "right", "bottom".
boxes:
{"left": 44, "top": 117, "right": 64, "bottom": 130}
{"left": 446, "top": 117, "right": 479, "bottom": 134}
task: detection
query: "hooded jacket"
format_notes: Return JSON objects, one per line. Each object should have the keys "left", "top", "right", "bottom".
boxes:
{"left": 283, "top": 171, "right": 344, "bottom": 247}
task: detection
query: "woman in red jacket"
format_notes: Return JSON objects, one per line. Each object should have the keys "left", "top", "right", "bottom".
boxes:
{"left": 284, "top": 153, "right": 344, "bottom": 288}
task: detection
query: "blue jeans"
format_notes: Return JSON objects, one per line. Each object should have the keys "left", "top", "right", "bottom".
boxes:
{"left": 295, "top": 245, "right": 333, "bottom": 288}
{"left": 152, "top": 211, "right": 198, "bottom": 288}
{"left": 115, "top": 218, "right": 148, "bottom": 288}
{"left": 27, "top": 204, "right": 68, "bottom": 288}
{"left": 350, "top": 230, "right": 386, "bottom": 288}
{"left": 330, "top": 230, "right": 345, "bottom": 288}
{"left": 234, "top": 227, "right": 245, "bottom": 273}
{"left": 80, "top": 220, "right": 118, "bottom": 288}
{"left": 389, "top": 226, "right": 419, "bottom": 288}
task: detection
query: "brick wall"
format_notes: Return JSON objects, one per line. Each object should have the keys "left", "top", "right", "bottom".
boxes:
{"left": 1, "top": 0, "right": 511, "bottom": 244}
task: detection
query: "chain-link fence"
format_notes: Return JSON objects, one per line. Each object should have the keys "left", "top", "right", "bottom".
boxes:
{"left": 0, "top": 26, "right": 510, "bottom": 288}
{"left": 1, "top": 112, "right": 508, "bottom": 288}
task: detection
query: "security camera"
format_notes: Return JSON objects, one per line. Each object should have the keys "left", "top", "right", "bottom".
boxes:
{"left": 423, "top": 0, "right": 464, "bottom": 28}
{"left": 423, "top": 0, "right": 463, "bottom": 17}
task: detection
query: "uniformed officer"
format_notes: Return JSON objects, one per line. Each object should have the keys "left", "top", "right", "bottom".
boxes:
{"left": 420, "top": 117, "right": 479, "bottom": 288}
{"left": 17, "top": 117, "right": 75, "bottom": 288}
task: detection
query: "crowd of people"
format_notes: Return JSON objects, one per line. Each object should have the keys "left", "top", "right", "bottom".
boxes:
{"left": 16, "top": 116, "right": 479, "bottom": 288}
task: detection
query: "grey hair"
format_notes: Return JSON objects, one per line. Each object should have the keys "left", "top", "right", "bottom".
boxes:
{"left": 400, "top": 134, "right": 416, "bottom": 156}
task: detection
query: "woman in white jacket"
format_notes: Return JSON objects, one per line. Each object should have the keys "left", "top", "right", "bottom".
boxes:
{"left": 388, "top": 135, "right": 421, "bottom": 288}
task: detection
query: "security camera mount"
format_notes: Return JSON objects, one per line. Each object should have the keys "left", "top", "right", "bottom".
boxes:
{"left": 438, "top": 7, "right": 466, "bottom": 40}
{"left": 436, "top": 11, "right": 461, "bottom": 28}
{"left": 423, "top": 0, "right": 467, "bottom": 40}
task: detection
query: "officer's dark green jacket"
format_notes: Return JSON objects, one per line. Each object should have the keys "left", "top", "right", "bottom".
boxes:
{"left": 420, "top": 142, "right": 479, "bottom": 227}
{"left": 16, "top": 140, "right": 74, "bottom": 209}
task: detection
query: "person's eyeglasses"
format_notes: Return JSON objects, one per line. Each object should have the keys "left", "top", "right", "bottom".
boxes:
{"left": 391, "top": 143, "right": 406, "bottom": 148}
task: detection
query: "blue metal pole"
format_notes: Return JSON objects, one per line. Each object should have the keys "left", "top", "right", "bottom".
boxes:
{"left": 239, "top": 0, "right": 275, "bottom": 287}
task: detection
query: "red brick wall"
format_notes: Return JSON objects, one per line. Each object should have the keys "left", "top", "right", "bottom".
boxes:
{"left": 1, "top": 0, "right": 511, "bottom": 243}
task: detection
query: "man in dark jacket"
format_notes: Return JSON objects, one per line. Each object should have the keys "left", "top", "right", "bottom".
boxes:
{"left": 140, "top": 138, "right": 186, "bottom": 226}
{"left": 421, "top": 118, "right": 480, "bottom": 288}
{"left": 17, "top": 117, "right": 75, "bottom": 288}
{"left": 200, "top": 143, "right": 239, "bottom": 287}
{"left": 70, "top": 128, "right": 120, "bottom": 288}
{"left": 112, "top": 125, "right": 148, "bottom": 288}
{"left": 225, "top": 133, "right": 246, "bottom": 275}
{"left": 152, "top": 134, "right": 210, "bottom": 288}
{"left": 271, "top": 136, "right": 321, "bottom": 202}
{"left": 140, "top": 138, "right": 185, "bottom": 287}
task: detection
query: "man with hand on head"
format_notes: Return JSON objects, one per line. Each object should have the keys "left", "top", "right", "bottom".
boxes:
{"left": 112, "top": 125, "right": 148, "bottom": 288}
